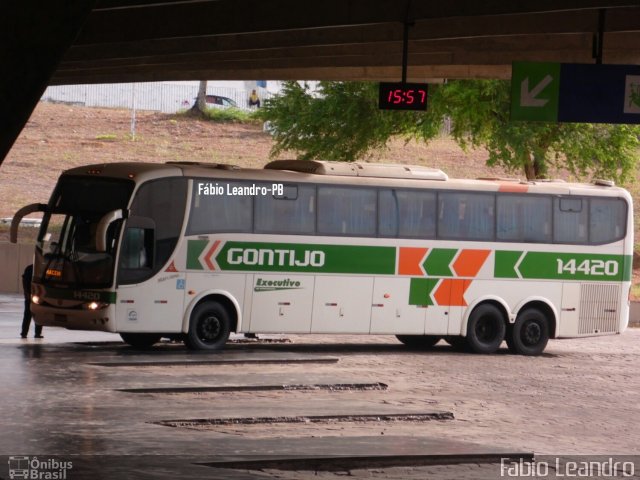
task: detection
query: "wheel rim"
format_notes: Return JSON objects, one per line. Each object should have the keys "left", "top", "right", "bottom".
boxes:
{"left": 521, "top": 320, "right": 542, "bottom": 346}
{"left": 475, "top": 316, "right": 497, "bottom": 344}
{"left": 198, "top": 314, "right": 221, "bottom": 343}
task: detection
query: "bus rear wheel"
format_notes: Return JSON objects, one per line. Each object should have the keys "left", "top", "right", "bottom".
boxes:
{"left": 507, "top": 308, "right": 549, "bottom": 356}
{"left": 120, "top": 333, "right": 161, "bottom": 349}
{"left": 185, "top": 301, "right": 231, "bottom": 351}
{"left": 466, "top": 304, "right": 506, "bottom": 354}
{"left": 396, "top": 335, "right": 441, "bottom": 349}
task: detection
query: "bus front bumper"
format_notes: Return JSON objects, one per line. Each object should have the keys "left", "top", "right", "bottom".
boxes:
{"left": 32, "top": 303, "right": 116, "bottom": 332}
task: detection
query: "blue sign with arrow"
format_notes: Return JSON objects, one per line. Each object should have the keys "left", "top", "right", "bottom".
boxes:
{"left": 511, "top": 61, "right": 640, "bottom": 124}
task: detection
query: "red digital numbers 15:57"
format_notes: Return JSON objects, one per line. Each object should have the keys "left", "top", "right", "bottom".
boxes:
{"left": 379, "top": 82, "right": 428, "bottom": 111}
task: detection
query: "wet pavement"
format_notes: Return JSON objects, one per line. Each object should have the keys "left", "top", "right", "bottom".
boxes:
{"left": 1, "top": 293, "right": 638, "bottom": 479}
{"left": 0, "top": 294, "right": 530, "bottom": 478}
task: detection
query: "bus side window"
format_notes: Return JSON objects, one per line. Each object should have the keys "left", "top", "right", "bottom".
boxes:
{"left": 255, "top": 184, "right": 315, "bottom": 234}
{"left": 379, "top": 189, "right": 435, "bottom": 239}
{"left": 590, "top": 197, "right": 627, "bottom": 244}
{"left": 438, "top": 192, "right": 494, "bottom": 241}
{"left": 317, "top": 186, "right": 376, "bottom": 236}
{"left": 378, "top": 189, "right": 399, "bottom": 237}
{"left": 497, "top": 194, "right": 551, "bottom": 243}
{"left": 554, "top": 197, "right": 587, "bottom": 244}
{"left": 187, "top": 180, "right": 252, "bottom": 235}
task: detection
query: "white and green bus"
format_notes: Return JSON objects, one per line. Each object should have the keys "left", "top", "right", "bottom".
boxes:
{"left": 11, "top": 160, "right": 633, "bottom": 355}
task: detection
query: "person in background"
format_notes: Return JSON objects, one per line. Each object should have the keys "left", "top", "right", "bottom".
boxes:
{"left": 20, "top": 264, "right": 42, "bottom": 339}
{"left": 248, "top": 89, "right": 261, "bottom": 108}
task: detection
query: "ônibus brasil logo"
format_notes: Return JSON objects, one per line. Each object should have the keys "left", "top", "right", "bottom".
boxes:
{"left": 7, "top": 456, "right": 73, "bottom": 479}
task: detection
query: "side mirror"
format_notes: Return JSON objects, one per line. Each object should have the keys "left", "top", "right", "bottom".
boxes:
{"left": 96, "top": 209, "right": 126, "bottom": 252}
{"left": 10, "top": 203, "right": 46, "bottom": 243}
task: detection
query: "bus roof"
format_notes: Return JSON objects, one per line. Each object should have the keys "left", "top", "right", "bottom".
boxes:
{"left": 62, "top": 161, "right": 630, "bottom": 199}
{"left": 264, "top": 159, "right": 449, "bottom": 181}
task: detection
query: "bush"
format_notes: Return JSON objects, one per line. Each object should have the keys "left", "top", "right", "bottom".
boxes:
{"left": 202, "top": 107, "right": 258, "bottom": 124}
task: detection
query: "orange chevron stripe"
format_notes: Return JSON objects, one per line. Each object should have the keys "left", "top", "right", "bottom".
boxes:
{"left": 433, "top": 279, "right": 470, "bottom": 306}
{"left": 452, "top": 249, "right": 490, "bottom": 277}
{"left": 398, "top": 247, "right": 428, "bottom": 275}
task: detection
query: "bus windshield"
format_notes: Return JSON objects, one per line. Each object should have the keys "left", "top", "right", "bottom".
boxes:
{"left": 35, "top": 176, "right": 135, "bottom": 288}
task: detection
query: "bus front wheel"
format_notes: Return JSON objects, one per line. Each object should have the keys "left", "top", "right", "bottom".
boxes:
{"left": 185, "top": 301, "right": 231, "bottom": 351}
{"left": 466, "top": 304, "right": 506, "bottom": 354}
{"left": 396, "top": 335, "right": 441, "bottom": 349}
{"left": 506, "top": 308, "right": 549, "bottom": 356}
{"left": 120, "top": 332, "right": 161, "bottom": 349}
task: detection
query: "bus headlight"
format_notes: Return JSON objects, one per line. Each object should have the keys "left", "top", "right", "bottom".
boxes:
{"left": 84, "top": 301, "right": 108, "bottom": 310}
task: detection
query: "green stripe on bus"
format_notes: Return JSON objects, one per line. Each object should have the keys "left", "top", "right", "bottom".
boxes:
{"left": 408, "top": 278, "right": 438, "bottom": 306}
{"left": 494, "top": 250, "right": 523, "bottom": 279}
{"left": 216, "top": 241, "right": 396, "bottom": 274}
{"left": 495, "top": 251, "right": 631, "bottom": 281}
{"left": 422, "top": 248, "right": 457, "bottom": 277}
{"left": 186, "top": 239, "right": 208, "bottom": 270}
{"left": 623, "top": 254, "right": 633, "bottom": 283}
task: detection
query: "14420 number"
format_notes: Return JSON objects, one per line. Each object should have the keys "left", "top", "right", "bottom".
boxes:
{"left": 556, "top": 259, "right": 618, "bottom": 276}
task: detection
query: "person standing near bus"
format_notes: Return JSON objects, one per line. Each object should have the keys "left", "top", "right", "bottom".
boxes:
{"left": 20, "top": 264, "right": 42, "bottom": 339}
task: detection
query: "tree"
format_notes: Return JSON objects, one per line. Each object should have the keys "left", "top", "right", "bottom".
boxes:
{"left": 259, "top": 80, "right": 640, "bottom": 182}
{"left": 189, "top": 80, "right": 208, "bottom": 115}
{"left": 257, "top": 81, "right": 439, "bottom": 161}
{"left": 427, "top": 80, "right": 640, "bottom": 181}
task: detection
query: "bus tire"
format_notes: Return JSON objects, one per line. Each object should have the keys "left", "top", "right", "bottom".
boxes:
{"left": 466, "top": 304, "right": 506, "bottom": 354}
{"left": 508, "top": 308, "right": 549, "bottom": 356}
{"left": 120, "top": 333, "right": 161, "bottom": 349}
{"left": 185, "top": 301, "right": 231, "bottom": 351}
{"left": 444, "top": 336, "right": 468, "bottom": 350}
{"left": 396, "top": 335, "right": 440, "bottom": 349}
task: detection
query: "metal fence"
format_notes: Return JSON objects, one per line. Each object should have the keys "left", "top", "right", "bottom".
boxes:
{"left": 41, "top": 83, "right": 272, "bottom": 113}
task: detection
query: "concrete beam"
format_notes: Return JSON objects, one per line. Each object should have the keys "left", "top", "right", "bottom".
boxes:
{"left": 64, "top": 6, "right": 640, "bottom": 64}
{"left": 64, "top": 24, "right": 403, "bottom": 63}
{"left": 76, "top": 1, "right": 640, "bottom": 45}
{"left": 58, "top": 34, "right": 610, "bottom": 71}
{"left": 410, "top": 7, "right": 640, "bottom": 41}
{"left": 51, "top": 28, "right": 640, "bottom": 84}
{"left": 51, "top": 64, "right": 513, "bottom": 85}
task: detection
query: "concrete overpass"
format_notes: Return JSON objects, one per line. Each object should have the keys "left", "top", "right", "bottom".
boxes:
{"left": 2, "top": 0, "right": 640, "bottom": 164}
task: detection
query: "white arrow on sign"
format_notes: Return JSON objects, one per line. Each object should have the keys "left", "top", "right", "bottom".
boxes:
{"left": 520, "top": 75, "right": 553, "bottom": 107}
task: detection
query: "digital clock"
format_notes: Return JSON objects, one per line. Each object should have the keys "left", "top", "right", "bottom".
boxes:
{"left": 378, "top": 82, "right": 428, "bottom": 111}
